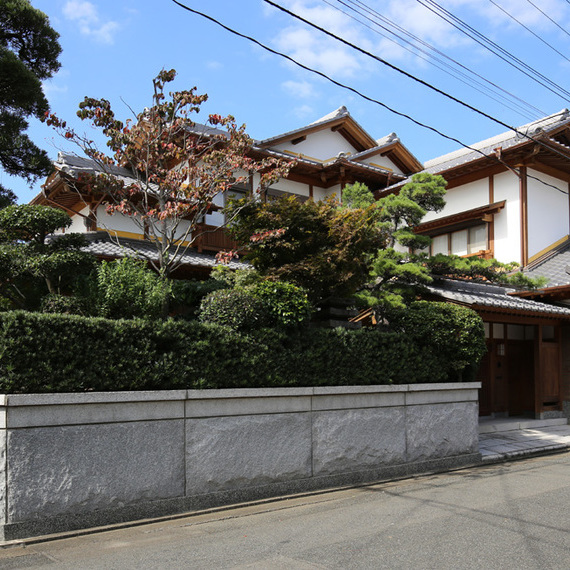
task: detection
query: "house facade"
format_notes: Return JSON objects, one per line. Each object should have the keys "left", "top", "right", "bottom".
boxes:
{"left": 382, "top": 109, "right": 570, "bottom": 420}
{"left": 33, "top": 106, "right": 421, "bottom": 276}
{"left": 36, "top": 106, "right": 570, "bottom": 419}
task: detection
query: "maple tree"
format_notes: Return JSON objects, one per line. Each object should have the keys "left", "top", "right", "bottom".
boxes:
{"left": 44, "top": 69, "right": 291, "bottom": 286}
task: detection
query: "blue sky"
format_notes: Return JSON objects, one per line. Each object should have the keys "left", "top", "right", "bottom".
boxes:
{"left": 6, "top": 0, "right": 570, "bottom": 202}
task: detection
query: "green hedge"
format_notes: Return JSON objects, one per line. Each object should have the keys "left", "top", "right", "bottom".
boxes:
{"left": 0, "top": 303, "right": 485, "bottom": 393}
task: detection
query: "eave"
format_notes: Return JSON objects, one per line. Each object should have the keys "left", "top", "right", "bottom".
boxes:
{"left": 258, "top": 115, "right": 377, "bottom": 153}
{"left": 414, "top": 200, "right": 506, "bottom": 235}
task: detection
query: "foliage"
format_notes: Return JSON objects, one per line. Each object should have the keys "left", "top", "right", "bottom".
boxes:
{"left": 341, "top": 181, "right": 375, "bottom": 209}
{"left": 170, "top": 278, "right": 228, "bottom": 318}
{"left": 0, "top": 203, "right": 70, "bottom": 243}
{"left": 247, "top": 280, "right": 312, "bottom": 328}
{"left": 0, "top": 0, "right": 61, "bottom": 198}
{"left": 44, "top": 69, "right": 291, "bottom": 293}
{"left": 425, "top": 254, "right": 548, "bottom": 290}
{"left": 0, "top": 204, "right": 94, "bottom": 308}
{"left": 94, "top": 257, "right": 172, "bottom": 320}
{"left": 0, "top": 309, "right": 485, "bottom": 393}
{"left": 377, "top": 172, "right": 447, "bottom": 249}
{"left": 227, "top": 195, "right": 385, "bottom": 302}
{"left": 40, "top": 293, "right": 86, "bottom": 315}
{"left": 198, "top": 288, "right": 268, "bottom": 331}
{"left": 387, "top": 301, "right": 486, "bottom": 381}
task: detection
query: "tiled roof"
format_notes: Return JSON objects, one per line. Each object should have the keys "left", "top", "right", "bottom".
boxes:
{"left": 424, "top": 109, "right": 570, "bottom": 174}
{"left": 427, "top": 278, "right": 570, "bottom": 317}
{"left": 524, "top": 241, "right": 570, "bottom": 286}
{"left": 81, "top": 232, "right": 247, "bottom": 270}
{"left": 382, "top": 109, "right": 570, "bottom": 193}
{"left": 258, "top": 106, "right": 351, "bottom": 146}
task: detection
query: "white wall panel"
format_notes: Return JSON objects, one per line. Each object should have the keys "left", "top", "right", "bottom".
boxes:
{"left": 527, "top": 169, "right": 569, "bottom": 258}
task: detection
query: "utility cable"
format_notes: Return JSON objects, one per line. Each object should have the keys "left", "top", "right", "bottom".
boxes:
{"left": 263, "top": 0, "right": 570, "bottom": 165}
{"left": 488, "top": 0, "right": 570, "bottom": 65}
{"left": 322, "top": 0, "right": 536, "bottom": 120}
{"left": 170, "top": 0, "right": 570, "bottom": 196}
{"left": 524, "top": 0, "right": 570, "bottom": 39}
{"left": 328, "top": 0, "right": 544, "bottom": 119}
{"left": 416, "top": 0, "right": 570, "bottom": 101}
{"left": 347, "top": 0, "right": 545, "bottom": 117}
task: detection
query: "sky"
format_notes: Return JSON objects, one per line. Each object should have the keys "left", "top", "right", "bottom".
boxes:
{"left": 6, "top": 0, "right": 570, "bottom": 202}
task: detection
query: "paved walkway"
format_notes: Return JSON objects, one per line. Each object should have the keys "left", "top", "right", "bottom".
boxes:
{"left": 478, "top": 417, "right": 570, "bottom": 463}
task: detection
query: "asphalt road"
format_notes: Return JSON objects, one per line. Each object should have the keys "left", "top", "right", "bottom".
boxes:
{"left": 1, "top": 452, "right": 569, "bottom": 569}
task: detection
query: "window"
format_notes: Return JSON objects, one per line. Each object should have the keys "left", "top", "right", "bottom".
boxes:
{"left": 429, "top": 224, "right": 488, "bottom": 256}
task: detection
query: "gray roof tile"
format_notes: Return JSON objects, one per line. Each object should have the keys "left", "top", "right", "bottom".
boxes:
{"left": 427, "top": 278, "right": 570, "bottom": 317}
{"left": 82, "top": 232, "right": 247, "bottom": 270}
{"left": 524, "top": 242, "right": 570, "bottom": 286}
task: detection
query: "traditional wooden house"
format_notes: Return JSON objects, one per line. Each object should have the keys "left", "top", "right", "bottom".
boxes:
{"left": 33, "top": 106, "right": 421, "bottom": 276}
{"left": 381, "top": 109, "right": 570, "bottom": 420}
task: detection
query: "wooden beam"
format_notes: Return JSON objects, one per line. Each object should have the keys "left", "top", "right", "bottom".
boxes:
{"left": 520, "top": 166, "right": 529, "bottom": 267}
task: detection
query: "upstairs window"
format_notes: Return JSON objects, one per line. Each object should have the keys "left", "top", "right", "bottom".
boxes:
{"left": 430, "top": 224, "right": 488, "bottom": 256}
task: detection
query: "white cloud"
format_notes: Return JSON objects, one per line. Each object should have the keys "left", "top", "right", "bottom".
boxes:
{"left": 43, "top": 82, "right": 68, "bottom": 97}
{"left": 293, "top": 104, "right": 314, "bottom": 118}
{"left": 274, "top": 26, "right": 362, "bottom": 78}
{"left": 282, "top": 80, "right": 317, "bottom": 99}
{"left": 206, "top": 61, "right": 223, "bottom": 70}
{"left": 62, "top": 1, "right": 119, "bottom": 45}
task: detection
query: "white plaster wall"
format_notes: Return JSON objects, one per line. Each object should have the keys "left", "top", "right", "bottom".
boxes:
{"left": 493, "top": 171, "right": 521, "bottom": 263}
{"left": 527, "top": 169, "right": 569, "bottom": 258}
{"left": 273, "top": 129, "right": 356, "bottom": 161}
{"left": 97, "top": 206, "right": 193, "bottom": 242}
{"left": 66, "top": 206, "right": 90, "bottom": 234}
{"left": 359, "top": 155, "right": 404, "bottom": 175}
{"left": 97, "top": 206, "right": 142, "bottom": 236}
{"left": 268, "top": 178, "right": 311, "bottom": 198}
{"left": 422, "top": 177, "right": 489, "bottom": 223}
{"left": 322, "top": 184, "right": 341, "bottom": 200}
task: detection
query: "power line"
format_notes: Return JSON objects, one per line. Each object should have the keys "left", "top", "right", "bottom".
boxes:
{"left": 348, "top": 0, "right": 545, "bottom": 117}
{"left": 170, "top": 0, "right": 570, "bottom": 196}
{"left": 416, "top": 0, "right": 570, "bottom": 102}
{"left": 263, "top": 0, "right": 570, "bottom": 163}
{"left": 524, "top": 0, "right": 570, "bottom": 39}
{"left": 488, "top": 0, "right": 570, "bottom": 65}
{"left": 326, "top": 0, "right": 544, "bottom": 119}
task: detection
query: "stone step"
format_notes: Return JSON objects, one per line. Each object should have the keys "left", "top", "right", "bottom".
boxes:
{"left": 479, "top": 417, "right": 568, "bottom": 434}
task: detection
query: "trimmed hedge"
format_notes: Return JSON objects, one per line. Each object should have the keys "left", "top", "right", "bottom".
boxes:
{"left": 0, "top": 303, "right": 485, "bottom": 393}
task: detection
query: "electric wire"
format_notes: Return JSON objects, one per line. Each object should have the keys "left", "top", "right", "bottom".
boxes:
{"left": 416, "top": 0, "right": 570, "bottom": 101}
{"left": 263, "top": 0, "right": 570, "bottom": 165}
{"left": 321, "top": 0, "right": 537, "bottom": 121}
{"left": 327, "top": 0, "right": 543, "bottom": 119}
{"left": 524, "top": 0, "right": 570, "bottom": 39}
{"left": 488, "top": 0, "right": 570, "bottom": 65}
{"left": 346, "top": 0, "right": 545, "bottom": 117}
{"left": 170, "top": 0, "right": 570, "bottom": 196}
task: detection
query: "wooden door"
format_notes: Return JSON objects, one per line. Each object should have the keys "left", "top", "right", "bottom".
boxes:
{"left": 508, "top": 340, "right": 534, "bottom": 415}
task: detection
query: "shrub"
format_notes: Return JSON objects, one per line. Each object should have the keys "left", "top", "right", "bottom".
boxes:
{"left": 170, "top": 278, "right": 228, "bottom": 318}
{"left": 40, "top": 294, "right": 86, "bottom": 315}
{"left": 199, "top": 288, "right": 269, "bottom": 331}
{"left": 247, "top": 280, "right": 312, "bottom": 328}
{"left": 95, "top": 257, "right": 171, "bottom": 319}
{"left": 0, "top": 306, "right": 485, "bottom": 393}
{"left": 387, "top": 301, "right": 486, "bottom": 381}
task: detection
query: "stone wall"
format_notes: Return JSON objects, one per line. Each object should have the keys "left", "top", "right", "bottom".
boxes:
{"left": 561, "top": 325, "right": 570, "bottom": 419}
{"left": 0, "top": 384, "right": 481, "bottom": 540}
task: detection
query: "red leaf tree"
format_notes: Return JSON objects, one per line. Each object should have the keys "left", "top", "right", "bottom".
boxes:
{"left": 44, "top": 69, "right": 292, "bottom": 281}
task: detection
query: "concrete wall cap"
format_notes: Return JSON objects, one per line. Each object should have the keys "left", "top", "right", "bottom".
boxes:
{"left": 4, "top": 391, "right": 188, "bottom": 406}
{"left": 406, "top": 382, "right": 481, "bottom": 392}
{"left": 185, "top": 387, "right": 314, "bottom": 399}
